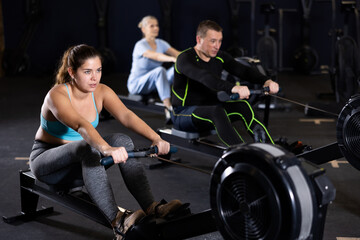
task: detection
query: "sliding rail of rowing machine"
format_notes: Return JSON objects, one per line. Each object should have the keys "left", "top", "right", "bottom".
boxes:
{"left": 3, "top": 147, "right": 220, "bottom": 240}
{"left": 157, "top": 128, "right": 226, "bottom": 159}
{"left": 119, "top": 94, "right": 165, "bottom": 115}
{"left": 157, "top": 127, "right": 343, "bottom": 164}
{"left": 119, "top": 90, "right": 272, "bottom": 127}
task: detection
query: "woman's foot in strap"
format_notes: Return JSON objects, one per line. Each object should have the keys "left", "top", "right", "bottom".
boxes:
{"left": 112, "top": 209, "right": 146, "bottom": 240}
{"left": 146, "top": 199, "right": 183, "bottom": 218}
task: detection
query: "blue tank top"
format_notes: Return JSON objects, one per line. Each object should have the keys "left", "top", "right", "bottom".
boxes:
{"left": 40, "top": 83, "right": 99, "bottom": 141}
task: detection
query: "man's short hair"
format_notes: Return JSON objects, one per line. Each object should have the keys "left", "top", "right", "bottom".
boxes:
{"left": 196, "top": 20, "right": 223, "bottom": 38}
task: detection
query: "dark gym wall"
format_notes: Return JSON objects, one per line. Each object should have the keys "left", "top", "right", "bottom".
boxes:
{"left": 1, "top": 0, "right": 353, "bottom": 75}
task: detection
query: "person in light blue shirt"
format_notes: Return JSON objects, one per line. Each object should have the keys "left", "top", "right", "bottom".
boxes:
{"left": 127, "top": 15, "right": 180, "bottom": 122}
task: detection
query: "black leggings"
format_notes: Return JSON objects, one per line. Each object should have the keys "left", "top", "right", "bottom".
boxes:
{"left": 29, "top": 133, "right": 154, "bottom": 223}
{"left": 192, "top": 100, "right": 273, "bottom": 146}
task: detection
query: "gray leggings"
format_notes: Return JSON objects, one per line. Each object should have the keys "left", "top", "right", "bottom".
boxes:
{"left": 29, "top": 133, "right": 154, "bottom": 223}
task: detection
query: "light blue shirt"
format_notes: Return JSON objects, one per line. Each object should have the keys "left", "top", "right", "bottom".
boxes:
{"left": 127, "top": 38, "right": 171, "bottom": 87}
{"left": 40, "top": 83, "right": 99, "bottom": 141}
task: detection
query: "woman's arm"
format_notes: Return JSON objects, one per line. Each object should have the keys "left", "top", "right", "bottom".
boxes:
{"left": 142, "top": 50, "right": 176, "bottom": 63}
{"left": 100, "top": 84, "right": 170, "bottom": 154}
{"left": 165, "top": 47, "right": 180, "bottom": 58}
{"left": 45, "top": 86, "right": 113, "bottom": 155}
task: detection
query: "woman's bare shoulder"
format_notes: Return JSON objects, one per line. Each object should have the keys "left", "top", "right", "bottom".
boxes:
{"left": 48, "top": 84, "right": 67, "bottom": 96}
{"left": 95, "top": 83, "right": 116, "bottom": 95}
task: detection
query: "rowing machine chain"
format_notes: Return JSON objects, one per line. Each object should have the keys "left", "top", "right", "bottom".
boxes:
{"left": 267, "top": 93, "right": 339, "bottom": 117}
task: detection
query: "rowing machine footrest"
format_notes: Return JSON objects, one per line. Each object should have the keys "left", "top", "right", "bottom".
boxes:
{"left": 171, "top": 128, "right": 217, "bottom": 139}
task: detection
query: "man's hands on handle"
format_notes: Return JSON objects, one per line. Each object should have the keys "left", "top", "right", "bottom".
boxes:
{"left": 263, "top": 79, "right": 279, "bottom": 94}
{"left": 231, "top": 79, "right": 279, "bottom": 99}
{"left": 231, "top": 85, "right": 251, "bottom": 99}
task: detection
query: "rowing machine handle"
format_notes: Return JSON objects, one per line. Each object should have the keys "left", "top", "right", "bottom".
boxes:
{"left": 231, "top": 86, "right": 270, "bottom": 100}
{"left": 217, "top": 86, "right": 270, "bottom": 101}
{"left": 100, "top": 146, "right": 178, "bottom": 166}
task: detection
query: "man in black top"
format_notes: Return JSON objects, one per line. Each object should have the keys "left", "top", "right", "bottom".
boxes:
{"left": 171, "top": 20, "right": 279, "bottom": 146}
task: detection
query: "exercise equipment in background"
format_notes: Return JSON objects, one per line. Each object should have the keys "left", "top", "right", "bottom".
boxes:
{"left": 278, "top": 8, "right": 297, "bottom": 72}
{"left": 2, "top": 0, "right": 41, "bottom": 76}
{"left": 293, "top": 0, "right": 319, "bottom": 74}
{"left": 255, "top": 2, "right": 292, "bottom": 118}
{"left": 94, "top": 0, "right": 116, "bottom": 74}
{"left": 307, "top": 0, "right": 360, "bottom": 116}
{"left": 157, "top": 0, "right": 173, "bottom": 44}
{"left": 256, "top": 2, "right": 277, "bottom": 76}
{"left": 226, "top": 0, "right": 256, "bottom": 57}
{"left": 332, "top": 0, "right": 360, "bottom": 105}
{"left": 0, "top": 1, "right": 5, "bottom": 77}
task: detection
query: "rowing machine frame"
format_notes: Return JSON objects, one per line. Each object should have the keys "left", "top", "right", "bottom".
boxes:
{"left": 157, "top": 127, "right": 344, "bottom": 165}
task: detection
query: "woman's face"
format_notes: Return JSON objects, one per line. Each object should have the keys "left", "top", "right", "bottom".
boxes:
{"left": 72, "top": 56, "right": 102, "bottom": 92}
{"left": 142, "top": 18, "right": 159, "bottom": 38}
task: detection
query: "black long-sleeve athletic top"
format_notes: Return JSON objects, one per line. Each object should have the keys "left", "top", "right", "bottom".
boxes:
{"left": 172, "top": 48, "right": 269, "bottom": 107}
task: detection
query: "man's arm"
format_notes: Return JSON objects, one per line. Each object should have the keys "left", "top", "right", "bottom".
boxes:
{"left": 222, "top": 52, "right": 279, "bottom": 94}
{"left": 175, "top": 50, "right": 233, "bottom": 92}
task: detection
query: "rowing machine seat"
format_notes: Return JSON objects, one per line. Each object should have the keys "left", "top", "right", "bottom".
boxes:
{"left": 170, "top": 128, "right": 217, "bottom": 139}
{"left": 34, "top": 172, "right": 84, "bottom": 195}
{"left": 157, "top": 128, "right": 226, "bottom": 158}
{"left": 127, "top": 92, "right": 159, "bottom": 105}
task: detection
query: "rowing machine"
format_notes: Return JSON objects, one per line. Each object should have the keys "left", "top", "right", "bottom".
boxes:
{"left": 119, "top": 93, "right": 166, "bottom": 115}
{"left": 2, "top": 147, "right": 177, "bottom": 227}
{"left": 3, "top": 141, "right": 335, "bottom": 240}
{"left": 158, "top": 93, "right": 360, "bottom": 172}
{"left": 100, "top": 146, "right": 178, "bottom": 167}
{"left": 156, "top": 87, "right": 273, "bottom": 159}
{"left": 113, "top": 143, "right": 335, "bottom": 240}
{"left": 118, "top": 87, "right": 272, "bottom": 123}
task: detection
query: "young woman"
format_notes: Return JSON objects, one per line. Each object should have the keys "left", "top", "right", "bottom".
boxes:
{"left": 127, "top": 15, "right": 180, "bottom": 123}
{"left": 29, "top": 44, "right": 182, "bottom": 239}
